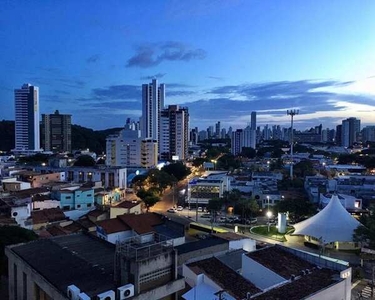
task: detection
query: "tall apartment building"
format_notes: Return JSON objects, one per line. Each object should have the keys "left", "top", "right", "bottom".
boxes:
{"left": 336, "top": 124, "right": 342, "bottom": 146}
{"left": 141, "top": 79, "right": 165, "bottom": 142}
{"left": 362, "top": 126, "right": 375, "bottom": 142}
{"left": 41, "top": 110, "right": 72, "bottom": 152}
{"left": 215, "top": 121, "right": 221, "bottom": 137}
{"left": 243, "top": 125, "right": 256, "bottom": 149}
{"left": 251, "top": 111, "right": 256, "bottom": 130}
{"left": 14, "top": 83, "right": 40, "bottom": 151}
{"left": 160, "top": 105, "right": 189, "bottom": 161}
{"left": 231, "top": 129, "right": 243, "bottom": 155}
{"left": 106, "top": 128, "right": 157, "bottom": 168}
{"left": 341, "top": 117, "right": 360, "bottom": 147}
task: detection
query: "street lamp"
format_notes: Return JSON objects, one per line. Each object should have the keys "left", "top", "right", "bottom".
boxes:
{"left": 211, "top": 160, "right": 217, "bottom": 170}
{"left": 266, "top": 195, "right": 272, "bottom": 232}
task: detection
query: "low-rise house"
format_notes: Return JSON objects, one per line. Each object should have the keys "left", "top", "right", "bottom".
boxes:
{"left": 110, "top": 200, "right": 141, "bottom": 218}
{"left": 56, "top": 187, "right": 94, "bottom": 210}
{"left": 27, "top": 207, "right": 67, "bottom": 230}
{"left": 96, "top": 213, "right": 185, "bottom": 246}
{"left": 94, "top": 187, "right": 125, "bottom": 206}
{"left": 15, "top": 171, "right": 65, "bottom": 188}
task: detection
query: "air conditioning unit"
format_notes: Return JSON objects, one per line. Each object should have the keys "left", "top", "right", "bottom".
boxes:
{"left": 67, "top": 285, "right": 80, "bottom": 300}
{"left": 117, "top": 284, "right": 135, "bottom": 300}
{"left": 78, "top": 292, "right": 91, "bottom": 300}
{"left": 97, "top": 290, "right": 115, "bottom": 300}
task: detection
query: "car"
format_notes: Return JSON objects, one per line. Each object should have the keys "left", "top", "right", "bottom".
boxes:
{"left": 197, "top": 207, "right": 203, "bottom": 212}
{"left": 195, "top": 233, "right": 209, "bottom": 239}
{"left": 201, "top": 213, "right": 212, "bottom": 219}
{"left": 167, "top": 208, "right": 176, "bottom": 213}
{"left": 177, "top": 206, "right": 183, "bottom": 211}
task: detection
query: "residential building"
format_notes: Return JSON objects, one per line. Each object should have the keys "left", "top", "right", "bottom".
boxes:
{"left": 96, "top": 213, "right": 185, "bottom": 245}
{"left": 251, "top": 111, "right": 256, "bottom": 130}
{"left": 14, "top": 83, "right": 40, "bottom": 151}
{"left": 182, "top": 244, "right": 351, "bottom": 300}
{"left": 6, "top": 233, "right": 185, "bottom": 300}
{"left": 215, "top": 121, "right": 221, "bottom": 137}
{"left": 55, "top": 187, "right": 94, "bottom": 210}
{"left": 41, "top": 110, "right": 72, "bottom": 152}
{"left": 15, "top": 171, "right": 64, "bottom": 188}
{"left": 341, "top": 117, "right": 360, "bottom": 147}
{"left": 110, "top": 200, "right": 142, "bottom": 218}
{"left": 141, "top": 79, "right": 165, "bottom": 142}
{"left": 362, "top": 126, "right": 375, "bottom": 142}
{"left": 106, "top": 128, "right": 157, "bottom": 168}
{"left": 231, "top": 129, "right": 243, "bottom": 155}
{"left": 243, "top": 125, "right": 256, "bottom": 149}
{"left": 160, "top": 105, "right": 189, "bottom": 160}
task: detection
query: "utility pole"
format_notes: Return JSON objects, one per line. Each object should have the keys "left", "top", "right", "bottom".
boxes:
{"left": 287, "top": 109, "right": 299, "bottom": 179}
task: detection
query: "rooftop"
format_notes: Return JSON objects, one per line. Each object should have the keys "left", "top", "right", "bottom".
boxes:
{"left": 9, "top": 233, "right": 116, "bottom": 297}
{"left": 187, "top": 257, "right": 261, "bottom": 299}
{"left": 212, "top": 232, "right": 247, "bottom": 241}
{"left": 247, "top": 246, "right": 314, "bottom": 278}
{"left": 97, "top": 218, "right": 130, "bottom": 234}
{"left": 114, "top": 200, "right": 141, "bottom": 209}
{"left": 31, "top": 208, "right": 67, "bottom": 225}
{"left": 253, "top": 268, "right": 338, "bottom": 300}
{"left": 175, "top": 236, "right": 228, "bottom": 255}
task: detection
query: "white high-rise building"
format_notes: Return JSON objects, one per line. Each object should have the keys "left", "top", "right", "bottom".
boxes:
{"left": 341, "top": 117, "right": 360, "bottom": 147}
{"left": 105, "top": 128, "right": 158, "bottom": 168}
{"left": 141, "top": 79, "right": 165, "bottom": 142}
{"left": 14, "top": 83, "right": 40, "bottom": 151}
{"left": 243, "top": 125, "right": 256, "bottom": 149}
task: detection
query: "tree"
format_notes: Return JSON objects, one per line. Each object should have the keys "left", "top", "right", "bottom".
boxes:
{"left": 136, "top": 188, "right": 160, "bottom": 212}
{"left": 192, "top": 157, "right": 207, "bottom": 167}
{"left": 234, "top": 199, "right": 259, "bottom": 219}
{"left": 241, "top": 147, "right": 256, "bottom": 159}
{"left": 0, "top": 226, "right": 38, "bottom": 275}
{"left": 148, "top": 169, "right": 176, "bottom": 192}
{"left": 217, "top": 154, "right": 241, "bottom": 170}
{"left": 293, "top": 160, "right": 315, "bottom": 177}
{"left": 354, "top": 206, "right": 375, "bottom": 249}
{"left": 270, "top": 158, "right": 284, "bottom": 171}
{"left": 74, "top": 155, "right": 96, "bottom": 166}
{"left": 274, "top": 198, "right": 315, "bottom": 222}
{"left": 162, "top": 162, "right": 191, "bottom": 181}
{"left": 208, "top": 197, "right": 223, "bottom": 223}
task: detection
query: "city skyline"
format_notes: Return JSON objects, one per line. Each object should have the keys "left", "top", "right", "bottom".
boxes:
{"left": 1, "top": 1, "right": 375, "bottom": 130}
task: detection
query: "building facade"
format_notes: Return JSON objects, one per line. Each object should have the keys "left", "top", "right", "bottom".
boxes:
{"left": 341, "top": 117, "right": 360, "bottom": 147}
{"left": 141, "top": 79, "right": 165, "bottom": 142}
{"left": 41, "top": 110, "right": 72, "bottom": 152}
{"left": 160, "top": 105, "right": 189, "bottom": 161}
{"left": 14, "top": 83, "right": 40, "bottom": 151}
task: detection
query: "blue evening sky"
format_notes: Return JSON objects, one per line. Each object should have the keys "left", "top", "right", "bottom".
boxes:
{"left": 1, "top": 0, "right": 375, "bottom": 130}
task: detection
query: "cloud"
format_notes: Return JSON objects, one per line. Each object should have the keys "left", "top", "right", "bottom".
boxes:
{"left": 92, "top": 84, "right": 141, "bottom": 100}
{"left": 140, "top": 73, "right": 166, "bottom": 80}
{"left": 208, "top": 76, "right": 224, "bottom": 81}
{"left": 127, "top": 41, "right": 206, "bottom": 68}
{"left": 167, "top": 90, "right": 195, "bottom": 97}
{"left": 86, "top": 54, "right": 100, "bottom": 63}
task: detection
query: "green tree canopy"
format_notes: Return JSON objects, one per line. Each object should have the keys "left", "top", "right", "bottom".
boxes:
{"left": 74, "top": 155, "right": 96, "bottom": 167}
{"left": 240, "top": 147, "right": 256, "bottom": 159}
{"left": 274, "top": 198, "right": 315, "bottom": 222}
{"left": 162, "top": 162, "right": 191, "bottom": 181}
{"left": 293, "top": 160, "right": 315, "bottom": 177}
{"left": 136, "top": 188, "right": 160, "bottom": 212}
{"left": 148, "top": 169, "right": 177, "bottom": 192}
{"left": 354, "top": 206, "right": 375, "bottom": 249}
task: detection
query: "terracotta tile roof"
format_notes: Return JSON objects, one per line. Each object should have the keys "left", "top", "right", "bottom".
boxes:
{"left": 114, "top": 201, "right": 141, "bottom": 209}
{"left": 87, "top": 209, "right": 106, "bottom": 218}
{"left": 254, "top": 268, "right": 337, "bottom": 300}
{"left": 188, "top": 257, "right": 261, "bottom": 299}
{"left": 96, "top": 218, "right": 131, "bottom": 234}
{"left": 46, "top": 225, "right": 69, "bottom": 236}
{"left": 63, "top": 222, "right": 84, "bottom": 233}
{"left": 11, "top": 187, "right": 50, "bottom": 198}
{"left": 31, "top": 208, "right": 66, "bottom": 225}
{"left": 246, "top": 246, "right": 314, "bottom": 278}
{"left": 118, "top": 213, "right": 163, "bottom": 234}
{"left": 77, "top": 216, "right": 97, "bottom": 229}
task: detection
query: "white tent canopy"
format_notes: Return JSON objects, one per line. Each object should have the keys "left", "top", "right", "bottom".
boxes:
{"left": 292, "top": 194, "right": 361, "bottom": 244}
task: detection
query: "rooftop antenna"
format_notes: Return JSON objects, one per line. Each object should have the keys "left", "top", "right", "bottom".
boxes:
{"left": 287, "top": 110, "right": 299, "bottom": 179}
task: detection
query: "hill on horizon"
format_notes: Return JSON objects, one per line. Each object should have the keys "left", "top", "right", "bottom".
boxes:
{"left": 0, "top": 120, "right": 122, "bottom": 154}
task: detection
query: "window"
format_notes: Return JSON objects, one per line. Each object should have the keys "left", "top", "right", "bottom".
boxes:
{"left": 65, "top": 196, "right": 71, "bottom": 199}
{"left": 87, "top": 194, "right": 92, "bottom": 197}
{"left": 77, "top": 205, "right": 81, "bottom": 208}
{"left": 87, "top": 203, "right": 92, "bottom": 207}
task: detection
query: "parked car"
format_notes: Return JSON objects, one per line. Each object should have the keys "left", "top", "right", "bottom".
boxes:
{"left": 197, "top": 207, "right": 203, "bottom": 212}
{"left": 201, "top": 213, "right": 212, "bottom": 219}
{"left": 177, "top": 206, "right": 183, "bottom": 211}
{"left": 167, "top": 208, "right": 176, "bottom": 213}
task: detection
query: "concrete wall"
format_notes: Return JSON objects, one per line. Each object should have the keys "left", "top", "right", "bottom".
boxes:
{"left": 97, "top": 229, "right": 133, "bottom": 244}
{"left": 228, "top": 238, "right": 256, "bottom": 252}
{"left": 242, "top": 254, "right": 287, "bottom": 290}
{"left": 33, "top": 199, "right": 60, "bottom": 210}
{"left": 177, "top": 242, "right": 229, "bottom": 266}
{"left": 6, "top": 247, "right": 67, "bottom": 300}
{"left": 11, "top": 204, "right": 31, "bottom": 227}
{"left": 305, "top": 279, "right": 349, "bottom": 300}
{"left": 132, "top": 278, "right": 185, "bottom": 300}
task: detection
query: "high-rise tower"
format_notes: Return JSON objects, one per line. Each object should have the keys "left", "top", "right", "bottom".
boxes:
{"left": 141, "top": 79, "right": 165, "bottom": 142}
{"left": 14, "top": 83, "right": 40, "bottom": 151}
